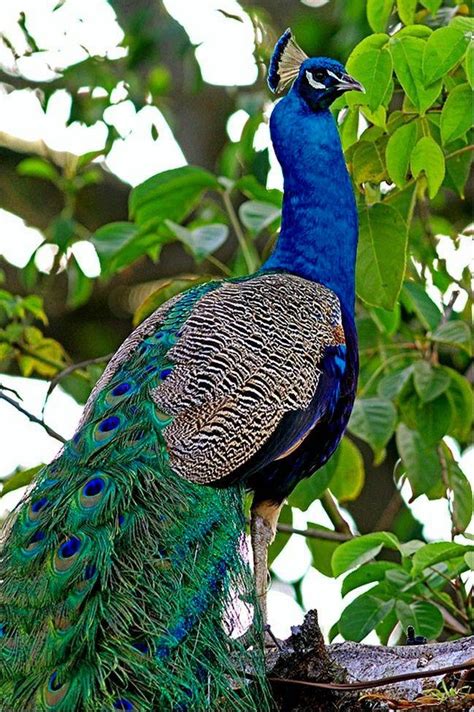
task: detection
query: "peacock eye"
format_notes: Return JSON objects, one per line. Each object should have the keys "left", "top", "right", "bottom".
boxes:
{"left": 313, "top": 70, "right": 325, "bottom": 82}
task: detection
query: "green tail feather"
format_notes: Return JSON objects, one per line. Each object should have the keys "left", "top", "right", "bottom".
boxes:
{"left": 0, "top": 287, "right": 271, "bottom": 711}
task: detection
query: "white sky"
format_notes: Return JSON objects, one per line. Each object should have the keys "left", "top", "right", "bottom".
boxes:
{"left": 0, "top": 0, "right": 472, "bottom": 642}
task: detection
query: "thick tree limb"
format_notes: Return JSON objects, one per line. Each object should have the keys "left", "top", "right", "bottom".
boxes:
{"left": 266, "top": 610, "right": 474, "bottom": 711}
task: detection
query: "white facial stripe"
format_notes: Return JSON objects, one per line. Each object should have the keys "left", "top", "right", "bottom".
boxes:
{"left": 305, "top": 70, "right": 326, "bottom": 90}
{"left": 327, "top": 69, "right": 341, "bottom": 81}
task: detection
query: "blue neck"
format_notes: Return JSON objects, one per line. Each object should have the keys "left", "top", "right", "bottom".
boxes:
{"left": 263, "top": 91, "right": 358, "bottom": 311}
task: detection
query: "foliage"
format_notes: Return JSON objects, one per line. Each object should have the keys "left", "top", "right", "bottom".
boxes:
{"left": 0, "top": 0, "right": 472, "bottom": 645}
{"left": 331, "top": 533, "right": 472, "bottom": 641}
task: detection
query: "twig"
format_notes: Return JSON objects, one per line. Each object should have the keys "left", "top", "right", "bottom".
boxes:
{"left": 246, "top": 518, "right": 352, "bottom": 542}
{"left": 373, "top": 490, "right": 403, "bottom": 532}
{"left": 222, "top": 190, "right": 256, "bottom": 273}
{"left": 264, "top": 660, "right": 474, "bottom": 692}
{"left": 0, "top": 383, "right": 23, "bottom": 401}
{"left": 43, "top": 352, "right": 113, "bottom": 413}
{"left": 0, "top": 391, "right": 66, "bottom": 444}
{"left": 445, "top": 144, "right": 474, "bottom": 160}
{"left": 275, "top": 522, "right": 352, "bottom": 543}
{"left": 321, "top": 491, "right": 353, "bottom": 535}
{"left": 430, "top": 289, "right": 460, "bottom": 368}
{"left": 205, "top": 254, "right": 232, "bottom": 276}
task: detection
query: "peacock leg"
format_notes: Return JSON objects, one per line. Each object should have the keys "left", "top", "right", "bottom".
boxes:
{"left": 250, "top": 499, "right": 283, "bottom": 629}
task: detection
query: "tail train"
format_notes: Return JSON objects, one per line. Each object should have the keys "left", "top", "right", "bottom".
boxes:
{"left": 0, "top": 290, "right": 270, "bottom": 711}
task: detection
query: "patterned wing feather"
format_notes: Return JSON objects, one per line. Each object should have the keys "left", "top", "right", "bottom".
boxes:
{"left": 153, "top": 273, "right": 344, "bottom": 484}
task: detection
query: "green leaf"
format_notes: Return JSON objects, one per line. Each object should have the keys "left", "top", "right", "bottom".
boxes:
{"left": 390, "top": 36, "right": 442, "bottom": 113}
{"left": 268, "top": 504, "right": 292, "bottom": 565}
{"left": 420, "top": 0, "right": 442, "bottom": 13}
{"left": 411, "top": 541, "right": 473, "bottom": 575}
{"left": 288, "top": 455, "right": 338, "bottom": 510}
{"left": 398, "top": 539, "right": 425, "bottom": 558}
{"left": 399, "top": 388, "right": 452, "bottom": 445}
{"left": 129, "top": 166, "right": 220, "bottom": 229}
{"left": 440, "top": 83, "right": 473, "bottom": 145}
{"left": 91, "top": 222, "right": 158, "bottom": 277}
{"left": 401, "top": 281, "right": 442, "bottom": 330}
{"left": 363, "top": 105, "right": 390, "bottom": 129}
{"left": 397, "top": 25, "right": 433, "bottom": 39}
{"left": 370, "top": 304, "right": 400, "bottom": 335}
{"left": 347, "top": 46, "right": 393, "bottom": 111}
{"left": 328, "top": 621, "right": 340, "bottom": 643}
{"left": 397, "top": 0, "right": 417, "bottom": 25}
{"left": 431, "top": 320, "right": 472, "bottom": 355}
{"left": 17, "top": 328, "right": 66, "bottom": 378}
{"left": 67, "top": 257, "right": 93, "bottom": 309}
{"left": 444, "top": 368, "right": 473, "bottom": 442}
{"left": 386, "top": 120, "right": 419, "bottom": 187}
{"left": 352, "top": 139, "right": 388, "bottom": 185}
{"left": 449, "top": 17, "right": 474, "bottom": 34}
{"left": 410, "top": 136, "right": 445, "bottom": 199}
{"left": 465, "top": 42, "right": 474, "bottom": 89}
{"left": 329, "top": 438, "right": 365, "bottom": 503}
{"left": 396, "top": 424, "right": 442, "bottom": 499}
{"left": 446, "top": 143, "right": 473, "bottom": 198}
{"left": 332, "top": 532, "right": 400, "bottom": 577}
{"left": 384, "top": 567, "right": 412, "bottom": 589}
{"left": 395, "top": 600, "right": 443, "bottom": 640}
{"left": 377, "top": 366, "right": 413, "bottom": 399}
{"left": 349, "top": 398, "right": 397, "bottom": 452}
{"left": 340, "top": 108, "right": 360, "bottom": 151}
{"left": 238, "top": 201, "right": 281, "bottom": 234}
{"left": 50, "top": 216, "right": 76, "bottom": 251}
{"left": 339, "top": 594, "right": 394, "bottom": 642}
{"left": 1, "top": 465, "right": 44, "bottom": 496}
{"left": 21, "top": 295, "right": 48, "bottom": 325}
{"left": 17, "top": 157, "right": 59, "bottom": 182}
{"left": 347, "top": 34, "right": 391, "bottom": 60}
{"left": 166, "top": 221, "right": 228, "bottom": 263}
{"left": 307, "top": 523, "right": 341, "bottom": 577}
{"left": 444, "top": 453, "right": 472, "bottom": 534}
{"left": 356, "top": 203, "right": 407, "bottom": 310}
{"left": 422, "top": 28, "right": 470, "bottom": 85}
{"left": 367, "top": 0, "right": 393, "bottom": 32}
{"left": 342, "top": 561, "right": 399, "bottom": 597}
{"left": 236, "top": 176, "right": 282, "bottom": 206}
{"left": 133, "top": 275, "right": 211, "bottom": 326}
{"left": 422, "top": 396, "right": 452, "bottom": 445}
{"left": 376, "top": 608, "right": 398, "bottom": 645}
{"left": 413, "top": 361, "right": 450, "bottom": 402}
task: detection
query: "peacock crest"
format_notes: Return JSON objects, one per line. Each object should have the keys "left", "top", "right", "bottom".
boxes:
{"left": 267, "top": 28, "right": 308, "bottom": 93}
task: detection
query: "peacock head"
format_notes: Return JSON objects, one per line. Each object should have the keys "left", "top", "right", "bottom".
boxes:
{"left": 268, "top": 29, "right": 364, "bottom": 111}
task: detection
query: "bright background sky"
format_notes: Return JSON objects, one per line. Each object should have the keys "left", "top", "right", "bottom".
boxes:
{"left": 0, "top": 0, "right": 472, "bottom": 642}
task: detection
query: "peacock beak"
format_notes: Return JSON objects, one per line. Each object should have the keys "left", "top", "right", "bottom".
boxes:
{"left": 335, "top": 73, "right": 365, "bottom": 94}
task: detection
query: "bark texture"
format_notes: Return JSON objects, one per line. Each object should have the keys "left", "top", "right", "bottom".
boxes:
{"left": 266, "top": 610, "right": 474, "bottom": 711}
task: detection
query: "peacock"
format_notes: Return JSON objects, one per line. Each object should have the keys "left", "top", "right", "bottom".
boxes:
{"left": 0, "top": 29, "right": 363, "bottom": 711}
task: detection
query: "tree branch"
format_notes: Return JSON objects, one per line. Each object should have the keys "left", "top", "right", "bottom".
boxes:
{"left": 266, "top": 609, "right": 474, "bottom": 711}
{"left": 267, "top": 661, "right": 474, "bottom": 692}
{"left": 0, "top": 388, "right": 66, "bottom": 443}
{"left": 43, "top": 352, "right": 113, "bottom": 412}
{"left": 275, "top": 521, "right": 352, "bottom": 543}
{"left": 222, "top": 190, "right": 256, "bottom": 273}
{"left": 321, "top": 491, "right": 353, "bottom": 535}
